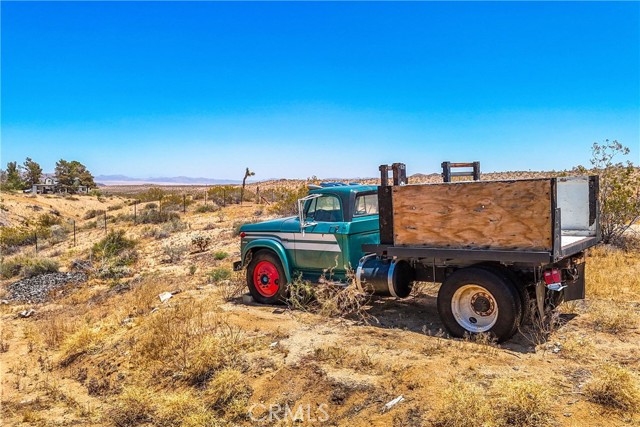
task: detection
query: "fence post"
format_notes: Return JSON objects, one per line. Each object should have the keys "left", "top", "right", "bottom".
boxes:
{"left": 73, "top": 220, "right": 76, "bottom": 246}
{"left": 134, "top": 201, "right": 137, "bottom": 224}
{"left": 104, "top": 212, "right": 107, "bottom": 233}
{"left": 223, "top": 189, "right": 226, "bottom": 207}
{"left": 256, "top": 186, "right": 260, "bottom": 203}
{"left": 34, "top": 232, "right": 38, "bottom": 254}
{"left": 183, "top": 194, "right": 186, "bottom": 213}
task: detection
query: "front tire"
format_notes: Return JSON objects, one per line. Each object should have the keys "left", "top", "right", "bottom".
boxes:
{"left": 437, "top": 267, "right": 522, "bottom": 342}
{"left": 246, "top": 250, "right": 288, "bottom": 305}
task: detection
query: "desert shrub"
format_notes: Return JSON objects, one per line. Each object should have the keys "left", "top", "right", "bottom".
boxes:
{"left": 203, "top": 368, "right": 252, "bottom": 418}
{"left": 155, "top": 391, "right": 212, "bottom": 427}
{"left": 162, "top": 244, "right": 188, "bottom": 264}
{"left": 144, "top": 202, "right": 158, "bottom": 210}
{"left": 137, "top": 209, "right": 180, "bottom": 224}
{"left": 140, "top": 225, "right": 169, "bottom": 240}
{"left": 161, "top": 218, "right": 188, "bottom": 234}
{"left": 83, "top": 209, "right": 105, "bottom": 220}
{"left": 109, "top": 386, "right": 155, "bottom": 427}
{"left": 217, "top": 274, "right": 246, "bottom": 301}
{"left": 585, "top": 365, "right": 640, "bottom": 412}
{"left": 92, "top": 230, "right": 136, "bottom": 259}
{"left": 589, "top": 140, "right": 640, "bottom": 245}
{"left": 315, "top": 284, "right": 372, "bottom": 321}
{"left": 0, "top": 256, "right": 59, "bottom": 279}
{"left": 207, "top": 268, "right": 231, "bottom": 283}
{"left": 21, "top": 258, "right": 60, "bottom": 278}
{"left": 494, "top": 380, "right": 553, "bottom": 427}
{"left": 195, "top": 204, "right": 220, "bottom": 214}
{"left": 188, "top": 265, "right": 197, "bottom": 276}
{"left": 107, "top": 204, "right": 123, "bottom": 211}
{"left": 60, "top": 324, "right": 102, "bottom": 364}
{"left": 213, "top": 251, "right": 228, "bottom": 260}
{"left": 269, "top": 186, "right": 308, "bottom": 216}
{"left": 48, "top": 225, "right": 68, "bottom": 244}
{"left": 37, "top": 213, "right": 62, "bottom": 227}
{"left": 191, "top": 235, "right": 211, "bottom": 252}
{"left": 590, "top": 301, "right": 636, "bottom": 333}
{"left": 0, "top": 226, "right": 36, "bottom": 248}
{"left": 97, "top": 265, "right": 133, "bottom": 279}
{"left": 287, "top": 278, "right": 317, "bottom": 311}
{"left": 433, "top": 381, "right": 493, "bottom": 427}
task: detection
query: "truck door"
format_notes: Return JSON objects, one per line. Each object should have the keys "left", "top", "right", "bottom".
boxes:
{"left": 297, "top": 194, "right": 345, "bottom": 280}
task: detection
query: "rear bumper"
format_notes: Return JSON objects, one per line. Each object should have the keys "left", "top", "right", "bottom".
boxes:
{"left": 233, "top": 260, "right": 243, "bottom": 272}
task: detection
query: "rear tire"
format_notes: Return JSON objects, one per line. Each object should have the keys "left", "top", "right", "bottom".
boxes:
{"left": 246, "top": 250, "right": 288, "bottom": 305}
{"left": 437, "top": 267, "right": 522, "bottom": 342}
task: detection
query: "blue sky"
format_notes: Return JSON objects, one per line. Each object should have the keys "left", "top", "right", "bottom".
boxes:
{"left": 2, "top": 1, "right": 639, "bottom": 180}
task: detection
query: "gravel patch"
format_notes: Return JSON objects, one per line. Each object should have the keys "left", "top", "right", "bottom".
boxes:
{"left": 6, "top": 272, "right": 87, "bottom": 303}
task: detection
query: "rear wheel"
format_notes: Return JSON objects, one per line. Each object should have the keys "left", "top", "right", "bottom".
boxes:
{"left": 437, "top": 267, "right": 522, "bottom": 342}
{"left": 246, "top": 250, "right": 288, "bottom": 305}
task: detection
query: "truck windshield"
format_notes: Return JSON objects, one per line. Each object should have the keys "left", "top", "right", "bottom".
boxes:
{"left": 354, "top": 193, "right": 379, "bottom": 216}
{"left": 305, "top": 195, "right": 343, "bottom": 222}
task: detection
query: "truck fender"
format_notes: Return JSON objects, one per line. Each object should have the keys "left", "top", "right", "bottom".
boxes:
{"left": 242, "top": 239, "right": 293, "bottom": 283}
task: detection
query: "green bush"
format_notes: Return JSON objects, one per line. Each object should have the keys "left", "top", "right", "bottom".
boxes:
{"left": 214, "top": 251, "right": 228, "bottom": 260}
{"left": 195, "top": 204, "right": 220, "bottom": 214}
{"left": 92, "top": 230, "right": 136, "bottom": 259}
{"left": 137, "top": 209, "right": 180, "bottom": 224}
{"left": 38, "top": 213, "right": 62, "bottom": 227}
{"left": 269, "top": 186, "right": 308, "bottom": 216}
{"left": 84, "top": 209, "right": 105, "bottom": 220}
{"left": 0, "top": 256, "right": 59, "bottom": 279}
{"left": 207, "top": 268, "right": 231, "bottom": 283}
{"left": 0, "top": 227, "right": 36, "bottom": 248}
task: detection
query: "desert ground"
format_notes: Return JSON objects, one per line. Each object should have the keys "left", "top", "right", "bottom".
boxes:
{"left": 1, "top": 182, "right": 639, "bottom": 427}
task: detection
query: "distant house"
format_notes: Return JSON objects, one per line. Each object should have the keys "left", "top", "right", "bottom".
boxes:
{"left": 32, "top": 177, "right": 90, "bottom": 195}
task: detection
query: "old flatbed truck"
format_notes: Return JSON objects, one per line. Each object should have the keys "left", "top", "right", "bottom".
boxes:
{"left": 234, "top": 163, "right": 600, "bottom": 342}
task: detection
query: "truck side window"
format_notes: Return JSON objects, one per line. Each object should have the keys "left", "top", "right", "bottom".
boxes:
{"left": 306, "top": 195, "right": 343, "bottom": 222}
{"left": 354, "top": 194, "right": 379, "bottom": 216}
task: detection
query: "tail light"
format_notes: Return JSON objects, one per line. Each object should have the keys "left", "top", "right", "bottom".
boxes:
{"left": 543, "top": 268, "right": 562, "bottom": 285}
{"left": 240, "top": 232, "right": 246, "bottom": 238}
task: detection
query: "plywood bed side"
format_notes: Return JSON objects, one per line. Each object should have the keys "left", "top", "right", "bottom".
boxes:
{"left": 392, "top": 179, "right": 553, "bottom": 251}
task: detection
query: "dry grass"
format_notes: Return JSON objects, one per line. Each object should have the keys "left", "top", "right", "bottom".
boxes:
{"left": 432, "top": 381, "right": 493, "bottom": 427}
{"left": 59, "top": 324, "right": 103, "bottom": 364}
{"left": 433, "top": 379, "right": 553, "bottom": 427}
{"left": 585, "top": 365, "right": 640, "bottom": 412}
{"left": 586, "top": 246, "right": 640, "bottom": 300}
{"left": 589, "top": 300, "right": 638, "bottom": 333}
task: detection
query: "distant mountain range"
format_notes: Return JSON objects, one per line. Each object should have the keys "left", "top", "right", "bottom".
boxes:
{"left": 95, "top": 175, "right": 242, "bottom": 185}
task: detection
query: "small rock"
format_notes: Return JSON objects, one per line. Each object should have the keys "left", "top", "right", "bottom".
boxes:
{"left": 269, "top": 342, "right": 278, "bottom": 349}
{"left": 242, "top": 294, "right": 254, "bottom": 305}
{"left": 150, "top": 307, "right": 159, "bottom": 314}
{"left": 564, "top": 413, "right": 572, "bottom": 417}
{"left": 18, "top": 309, "right": 35, "bottom": 318}
{"left": 0, "top": 299, "right": 9, "bottom": 305}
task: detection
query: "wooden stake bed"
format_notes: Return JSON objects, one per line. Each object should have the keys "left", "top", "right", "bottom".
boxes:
{"left": 373, "top": 164, "right": 599, "bottom": 264}
{"left": 392, "top": 179, "right": 553, "bottom": 251}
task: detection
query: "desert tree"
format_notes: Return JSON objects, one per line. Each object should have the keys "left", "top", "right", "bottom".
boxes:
{"left": 3, "top": 161, "right": 25, "bottom": 190}
{"left": 590, "top": 140, "right": 640, "bottom": 244}
{"left": 240, "top": 167, "right": 255, "bottom": 204}
{"left": 22, "top": 157, "right": 43, "bottom": 188}
{"left": 55, "top": 159, "right": 96, "bottom": 191}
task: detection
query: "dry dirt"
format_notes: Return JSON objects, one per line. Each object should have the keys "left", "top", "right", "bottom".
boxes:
{"left": 1, "top": 188, "right": 639, "bottom": 427}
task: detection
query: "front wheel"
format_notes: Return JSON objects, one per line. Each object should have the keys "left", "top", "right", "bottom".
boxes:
{"left": 246, "top": 250, "right": 288, "bottom": 304}
{"left": 437, "top": 267, "right": 522, "bottom": 342}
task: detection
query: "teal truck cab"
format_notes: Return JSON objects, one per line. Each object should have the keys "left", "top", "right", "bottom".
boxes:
{"left": 235, "top": 163, "right": 600, "bottom": 342}
{"left": 235, "top": 184, "right": 380, "bottom": 303}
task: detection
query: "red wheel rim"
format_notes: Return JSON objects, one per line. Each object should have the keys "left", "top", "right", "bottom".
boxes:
{"left": 253, "top": 261, "right": 280, "bottom": 297}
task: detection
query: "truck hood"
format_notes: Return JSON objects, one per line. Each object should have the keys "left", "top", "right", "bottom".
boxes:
{"left": 240, "top": 216, "right": 299, "bottom": 233}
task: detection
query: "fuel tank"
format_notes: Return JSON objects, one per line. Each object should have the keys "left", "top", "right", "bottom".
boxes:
{"left": 355, "top": 254, "right": 414, "bottom": 298}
